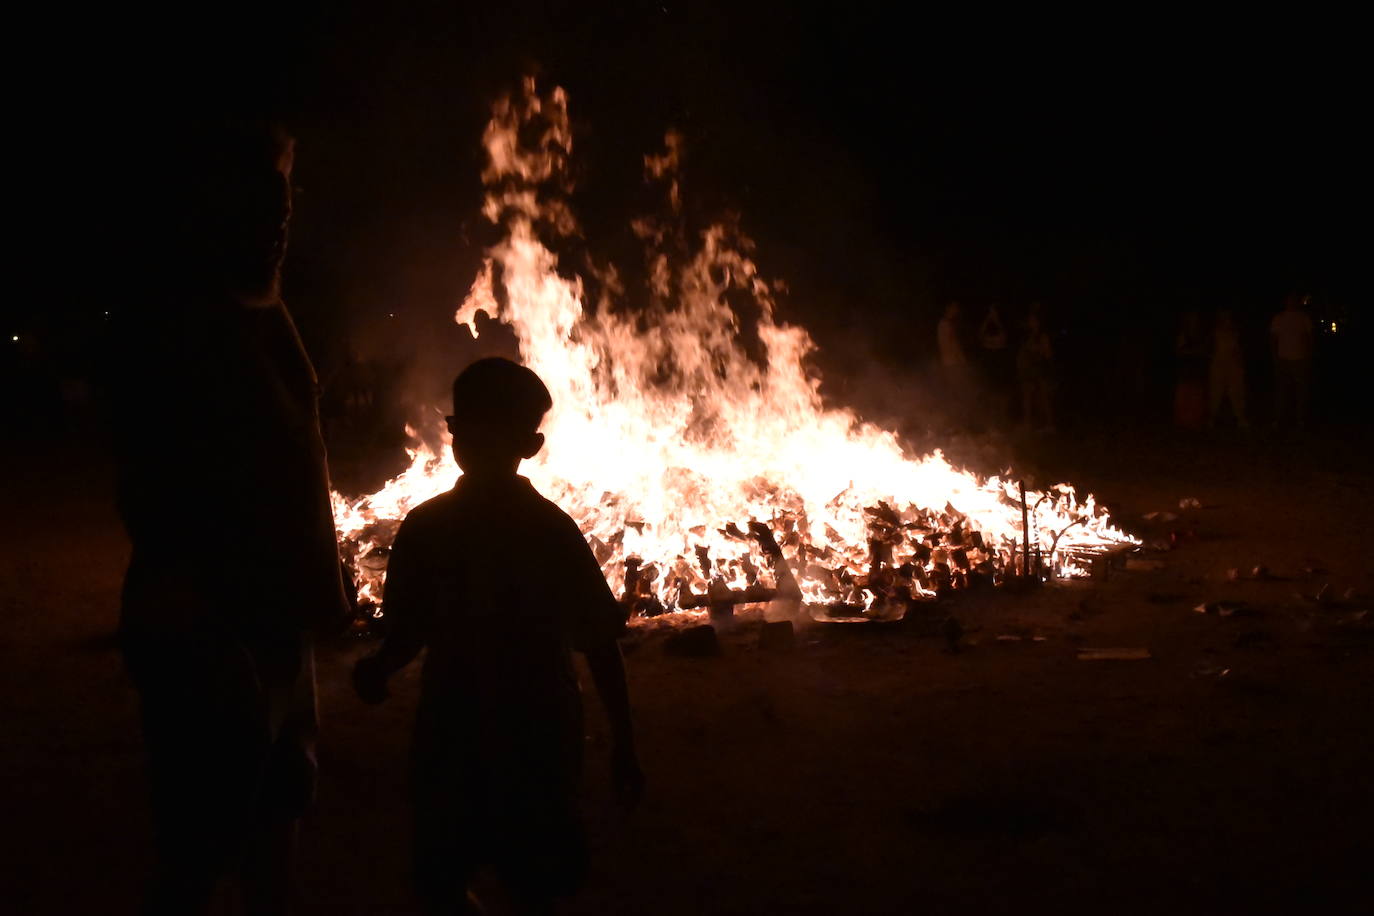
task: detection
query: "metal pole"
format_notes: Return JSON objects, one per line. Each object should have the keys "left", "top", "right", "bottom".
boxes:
{"left": 1019, "top": 480, "right": 1031, "bottom": 579}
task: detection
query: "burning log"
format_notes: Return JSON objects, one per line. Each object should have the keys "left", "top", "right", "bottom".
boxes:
{"left": 328, "top": 83, "right": 1138, "bottom": 630}
{"left": 677, "top": 583, "right": 779, "bottom": 609}
{"left": 748, "top": 521, "right": 802, "bottom": 602}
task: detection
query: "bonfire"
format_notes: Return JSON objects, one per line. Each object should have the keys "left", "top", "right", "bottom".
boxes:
{"left": 331, "top": 78, "right": 1136, "bottom": 626}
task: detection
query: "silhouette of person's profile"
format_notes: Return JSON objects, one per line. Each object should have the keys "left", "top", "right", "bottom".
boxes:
{"left": 105, "top": 119, "right": 349, "bottom": 914}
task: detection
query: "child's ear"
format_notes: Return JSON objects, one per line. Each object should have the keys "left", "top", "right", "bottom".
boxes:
{"left": 521, "top": 432, "right": 545, "bottom": 459}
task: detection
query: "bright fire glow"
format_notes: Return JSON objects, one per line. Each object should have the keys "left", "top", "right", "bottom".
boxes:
{"left": 331, "top": 79, "right": 1136, "bottom": 623}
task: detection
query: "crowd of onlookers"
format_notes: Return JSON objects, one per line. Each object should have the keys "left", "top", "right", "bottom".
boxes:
{"left": 934, "top": 300, "right": 1063, "bottom": 434}
{"left": 931, "top": 293, "right": 1330, "bottom": 435}
{"left": 1170, "top": 293, "right": 1318, "bottom": 431}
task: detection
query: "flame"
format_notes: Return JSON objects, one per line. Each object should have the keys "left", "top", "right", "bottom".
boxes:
{"left": 333, "top": 79, "right": 1136, "bottom": 622}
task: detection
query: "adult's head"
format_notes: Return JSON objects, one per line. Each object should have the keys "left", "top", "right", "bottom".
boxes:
{"left": 447, "top": 358, "right": 552, "bottom": 476}
{"left": 161, "top": 119, "right": 295, "bottom": 306}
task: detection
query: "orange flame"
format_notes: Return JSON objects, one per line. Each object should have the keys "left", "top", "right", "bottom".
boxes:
{"left": 333, "top": 79, "right": 1136, "bottom": 621}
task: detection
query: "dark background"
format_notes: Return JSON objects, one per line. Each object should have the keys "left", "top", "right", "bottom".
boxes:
{"left": 12, "top": 1, "right": 1369, "bottom": 434}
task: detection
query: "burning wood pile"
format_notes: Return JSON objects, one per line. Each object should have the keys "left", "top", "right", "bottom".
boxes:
{"left": 331, "top": 79, "right": 1136, "bottom": 627}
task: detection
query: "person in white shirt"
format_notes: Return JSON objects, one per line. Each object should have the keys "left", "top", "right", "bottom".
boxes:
{"left": 1209, "top": 310, "right": 1247, "bottom": 427}
{"left": 1269, "top": 295, "right": 1314, "bottom": 428}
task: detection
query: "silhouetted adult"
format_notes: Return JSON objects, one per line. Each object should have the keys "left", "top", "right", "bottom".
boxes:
{"left": 1270, "top": 294, "right": 1314, "bottom": 429}
{"left": 103, "top": 121, "right": 349, "bottom": 915}
{"left": 1209, "top": 309, "right": 1248, "bottom": 428}
{"left": 977, "top": 304, "right": 1013, "bottom": 425}
{"left": 936, "top": 301, "right": 972, "bottom": 422}
{"left": 1017, "top": 312, "right": 1056, "bottom": 432}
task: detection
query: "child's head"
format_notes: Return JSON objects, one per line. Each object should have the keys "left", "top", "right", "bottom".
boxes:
{"left": 447, "top": 358, "right": 552, "bottom": 476}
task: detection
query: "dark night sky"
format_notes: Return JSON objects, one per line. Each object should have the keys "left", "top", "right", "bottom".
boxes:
{"left": 25, "top": 2, "right": 1370, "bottom": 413}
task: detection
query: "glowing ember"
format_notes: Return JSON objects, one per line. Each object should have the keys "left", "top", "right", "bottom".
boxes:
{"left": 331, "top": 78, "right": 1136, "bottom": 623}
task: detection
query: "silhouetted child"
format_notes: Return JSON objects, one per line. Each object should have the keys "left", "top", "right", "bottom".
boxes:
{"left": 353, "top": 357, "right": 642, "bottom": 915}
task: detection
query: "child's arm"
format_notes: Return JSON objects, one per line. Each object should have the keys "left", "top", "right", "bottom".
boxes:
{"left": 583, "top": 640, "right": 643, "bottom": 810}
{"left": 556, "top": 513, "right": 644, "bottom": 806}
{"left": 352, "top": 516, "right": 431, "bottom": 703}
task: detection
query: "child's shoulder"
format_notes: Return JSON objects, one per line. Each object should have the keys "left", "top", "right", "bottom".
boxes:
{"left": 396, "top": 488, "right": 461, "bottom": 535}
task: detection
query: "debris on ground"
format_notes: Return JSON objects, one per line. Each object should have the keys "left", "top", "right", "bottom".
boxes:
{"left": 1194, "top": 601, "right": 1257, "bottom": 617}
{"left": 1296, "top": 584, "right": 1358, "bottom": 608}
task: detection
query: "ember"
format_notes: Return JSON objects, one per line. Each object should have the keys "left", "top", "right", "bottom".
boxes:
{"left": 331, "top": 79, "right": 1136, "bottom": 623}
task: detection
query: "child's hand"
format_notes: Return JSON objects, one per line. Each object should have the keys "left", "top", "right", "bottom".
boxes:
{"left": 351, "top": 656, "right": 389, "bottom": 705}
{"left": 611, "top": 743, "right": 644, "bottom": 811}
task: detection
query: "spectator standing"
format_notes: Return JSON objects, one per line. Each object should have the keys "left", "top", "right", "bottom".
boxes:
{"left": 978, "top": 304, "right": 1013, "bottom": 426}
{"left": 936, "top": 301, "right": 972, "bottom": 423}
{"left": 1270, "top": 294, "right": 1314, "bottom": 429}
{"left": 1208, "top": 309, "right": 1248, "bottom": 427}
{"left": 1017, "top": 312, "right": 1056, "bottom": 432}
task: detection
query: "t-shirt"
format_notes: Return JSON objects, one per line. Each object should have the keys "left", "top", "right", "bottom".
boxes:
{"left": 1270, "top": 309, "right": 1313, "bottom": 361}
{"left": 377, "top": 474, "right": 624, "bottom": 784}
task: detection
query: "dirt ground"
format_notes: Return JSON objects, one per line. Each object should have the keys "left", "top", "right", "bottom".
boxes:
{"left": 4, "top": 423, "right": 1372, "bottom": 915}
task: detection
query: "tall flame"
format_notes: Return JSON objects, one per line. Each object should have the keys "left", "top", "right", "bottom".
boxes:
{"left": 333, "top": 79, "right": 1135, "bottom": 621}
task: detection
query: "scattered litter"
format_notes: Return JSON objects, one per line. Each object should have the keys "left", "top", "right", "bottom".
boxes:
{"left": 1226, "top": 565, "right": 1273, "bottom": 581}
{"left": 1126, "top": 557, "right": 1167, "bottom": 571}
{"left": 1077, "top": 647, "right": 1151, "bottom": 660}
{"left": 1143, "top": 511, "right": 1179, "bottom": 523}
{"left": 1297, "top": 584, "right": 1350, "bottom": 608}
{"left": 1179, "top": 497, "right": 1202, "bottom": 510}
{"left": 1194, "top": 601, "right": 1256, "bottom": 618}
{"left": 1191, "top": 665, "right": 1232, "bottom": 679}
